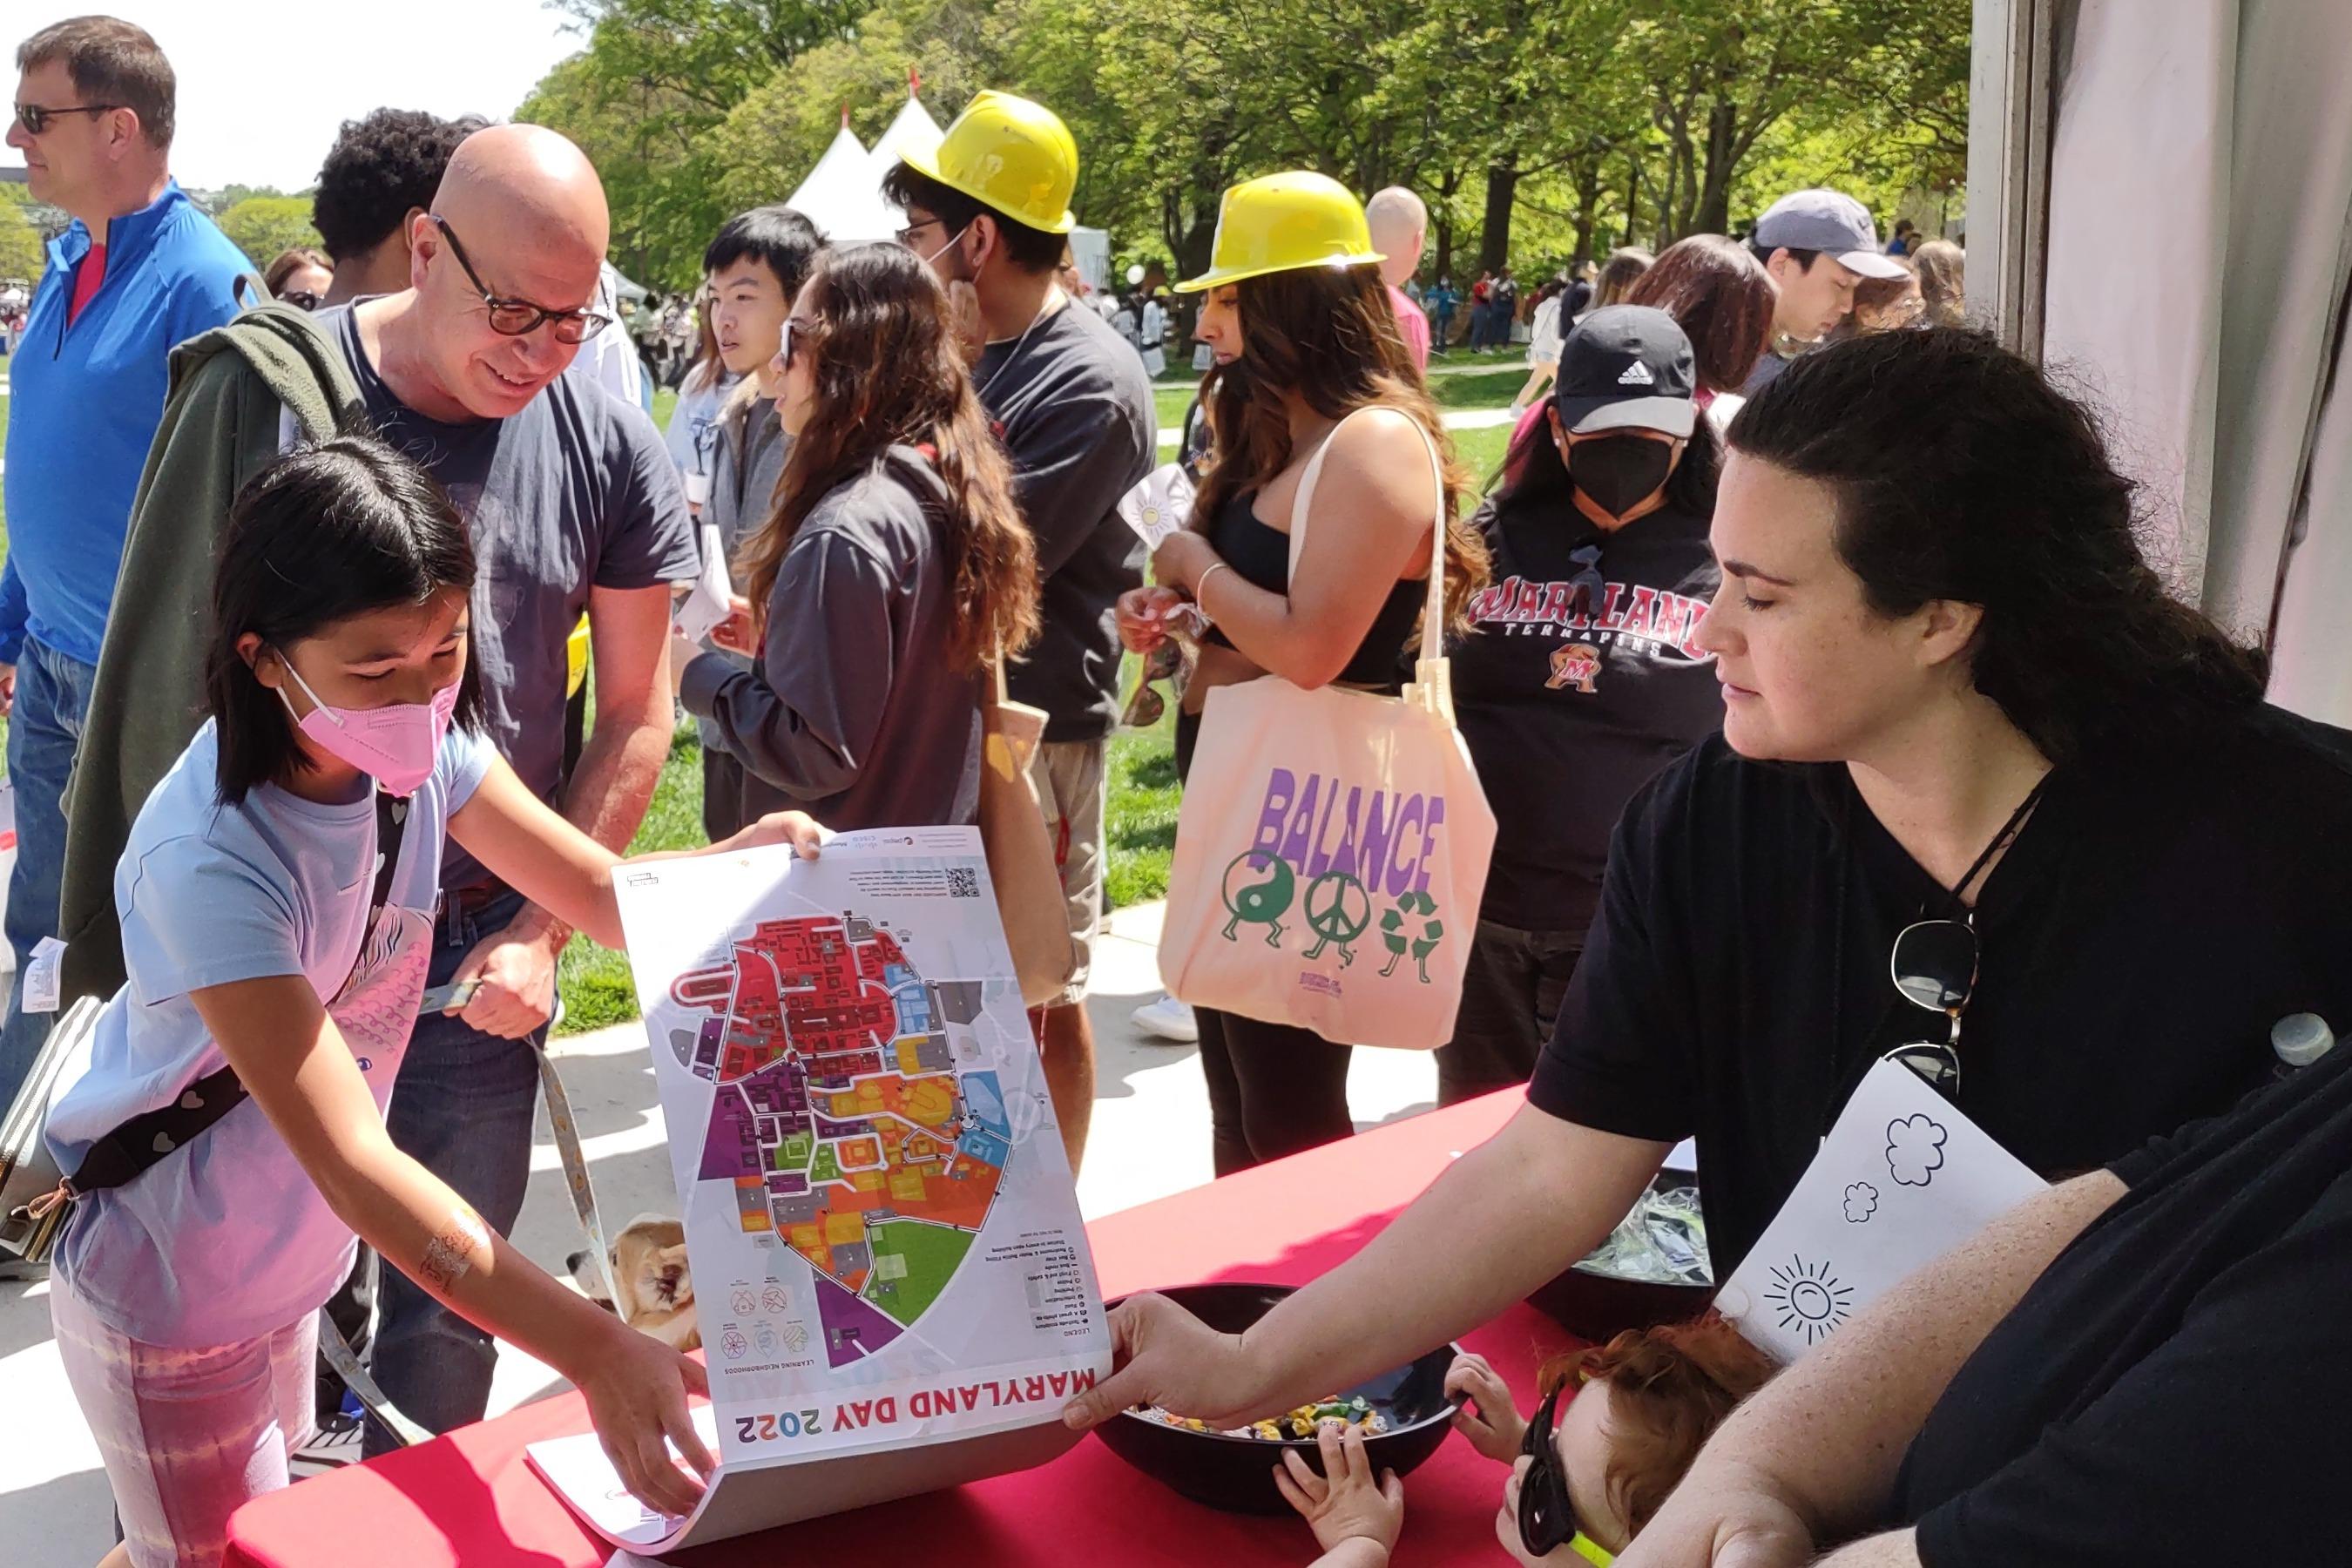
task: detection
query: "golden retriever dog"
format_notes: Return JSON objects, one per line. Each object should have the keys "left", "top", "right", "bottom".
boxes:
{"left": 570, "top": 1213, "right": 699, "bottom": 1352}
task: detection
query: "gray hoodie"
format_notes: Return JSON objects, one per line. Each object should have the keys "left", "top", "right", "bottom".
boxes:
{"left": 706, "top": 377, "right": 789, "bottom": 563}
{"left": 694, "top": 379, "right": 790, "bottom": 747}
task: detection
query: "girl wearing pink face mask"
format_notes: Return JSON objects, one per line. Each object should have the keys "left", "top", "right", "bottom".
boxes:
{"left": 41, "top": 436, "right": 825, "bottom": 1568}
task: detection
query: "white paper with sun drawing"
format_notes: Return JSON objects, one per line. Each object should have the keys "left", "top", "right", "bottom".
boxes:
{"left": 1715, "top": 1059, "right": 2047, "bottom": 1364}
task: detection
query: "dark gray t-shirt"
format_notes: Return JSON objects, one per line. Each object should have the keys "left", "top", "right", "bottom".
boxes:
{"left": 323, "top": 305, "right": 700, "bottom": 888}
{"left": 677, "top": 449, "right": 983, "bottom": 832}
{"left": 1740, "top": 346, "right": 1794, "bottom": 397}
{"left": 976, "top": 298, "right": 1156, "bottom": 742}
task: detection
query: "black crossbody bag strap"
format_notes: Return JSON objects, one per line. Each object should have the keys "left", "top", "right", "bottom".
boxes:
{"left": 65, "top": 794, "right": 409, "bottom": 1196}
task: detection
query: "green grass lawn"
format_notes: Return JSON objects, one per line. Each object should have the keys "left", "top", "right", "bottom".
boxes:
{"left": 1150, "top": 366, "right": 1529, "bottom": 432}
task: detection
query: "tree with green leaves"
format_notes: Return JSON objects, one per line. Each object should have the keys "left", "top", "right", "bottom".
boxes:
{"left": 214, "top": 195, "right": 320, "bottom": 269}
{"left": 706, "top": 0, "right": 997, "bottom": 221}
{"left": 524, "top": 0, "right": 876, "bottom": 287}
{"left": 0, "top": 195, "right": 46, "bottom": 281}
{"left": 516, "top": 0, "right": 1970, "bottom": 297}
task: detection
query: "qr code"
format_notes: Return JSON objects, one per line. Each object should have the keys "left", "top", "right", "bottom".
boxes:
{"left": 946, "top": 866, "right": 982, "bottom": 899}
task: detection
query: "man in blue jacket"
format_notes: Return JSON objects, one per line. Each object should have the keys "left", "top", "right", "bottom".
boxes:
{"left": 0, "top": 17, "right": 251, "bottom": 1114}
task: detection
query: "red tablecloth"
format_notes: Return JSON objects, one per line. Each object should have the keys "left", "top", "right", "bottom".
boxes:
{"left": 226, "top": 1091, "right": 1565, "bottom": 1566}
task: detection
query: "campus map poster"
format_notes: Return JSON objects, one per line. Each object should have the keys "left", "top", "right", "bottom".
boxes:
{"left": 531, "top": 828, "right": 1110, "bottom": 1548}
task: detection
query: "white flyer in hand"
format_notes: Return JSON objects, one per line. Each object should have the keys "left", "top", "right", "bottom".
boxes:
{"left": 1716, "top": 1060, "right": 2046, "bottom": 1364}
{"left": 672, "top": 521, "right": 734, "bottom": 646}
{"left": 527, "top": 828, "right": 1110, "bottom": 1551}
{"left": 1116, "top": 462, "right": 1196, "bottom": 552}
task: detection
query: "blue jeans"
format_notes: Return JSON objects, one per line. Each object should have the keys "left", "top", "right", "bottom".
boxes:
{"left": 363, "top": 886, "right": 547, "bottom": 1456}
{"left": 0, "top": 636, "right": 97, "bottom": 1112}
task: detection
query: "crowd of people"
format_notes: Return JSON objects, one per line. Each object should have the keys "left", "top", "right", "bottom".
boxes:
{"left": 4, "top": 12, "right": 2351, "bottom": 1568}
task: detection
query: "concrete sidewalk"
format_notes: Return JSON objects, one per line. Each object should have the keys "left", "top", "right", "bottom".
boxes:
{"left": 0, "top": 901, "right": 1443, "bottom": 1565}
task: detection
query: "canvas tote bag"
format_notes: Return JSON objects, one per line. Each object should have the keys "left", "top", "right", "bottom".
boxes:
{"left": 1158, "top": 411, "right": 1497, "bottom": 1049}
{"left": 979, "top": 652, "right": 1080, "bottom": 1009}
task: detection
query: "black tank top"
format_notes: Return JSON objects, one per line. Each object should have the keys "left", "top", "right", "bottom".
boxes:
{"left": 1200, "top": 489, "right": 1424, "bottom": 688}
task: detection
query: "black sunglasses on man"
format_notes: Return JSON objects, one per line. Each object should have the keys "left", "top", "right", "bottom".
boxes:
{"left": 14, "top": 101, "right": 121, "bottom": 135}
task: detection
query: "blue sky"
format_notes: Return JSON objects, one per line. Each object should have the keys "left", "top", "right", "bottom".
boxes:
{"left": 5, "top": 1, "right": 580, "bottom": 192}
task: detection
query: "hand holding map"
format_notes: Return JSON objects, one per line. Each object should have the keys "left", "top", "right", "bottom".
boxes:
{"left": 529, "top": 828, "right": 1112, "bottom": 1551}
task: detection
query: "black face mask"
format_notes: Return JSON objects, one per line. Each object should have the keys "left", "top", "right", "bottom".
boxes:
{"left": 1566, "top": 433, "right": 1676, "bottom": 520}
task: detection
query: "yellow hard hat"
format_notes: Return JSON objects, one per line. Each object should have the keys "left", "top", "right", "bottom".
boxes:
{"left": 1174, "top": 172, "right": 1386, "bottom": 293}
{"left": 900, "top": 90, "right": 1078, "bottom": 235}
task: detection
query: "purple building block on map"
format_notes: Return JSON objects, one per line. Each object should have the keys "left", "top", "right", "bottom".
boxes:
{"left": 814, "top": 1274, "right": 902, "bottom": 1367}
{"left": 700, "top": 1091, "right": 763, "bottom": 1181}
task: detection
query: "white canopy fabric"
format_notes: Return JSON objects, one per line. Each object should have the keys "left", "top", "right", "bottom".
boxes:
{"left": 868, "top": 94, "right": 945, "bottom": 186}
{"left": 2041, "top": 0, "right": 2352, "bottom": 725}
{"left": 787, "top": 125, "right": 898, "bottom": 246}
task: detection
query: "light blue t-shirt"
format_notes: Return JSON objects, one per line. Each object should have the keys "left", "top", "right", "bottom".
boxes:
{"left": 46, "top": 719, "right": 496, "bottom": 1347}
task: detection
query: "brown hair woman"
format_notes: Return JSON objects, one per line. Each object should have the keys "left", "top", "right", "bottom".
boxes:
{"left": 678, "top": 242, "right": 1040, "bottom": 832}
{"left": 1116, "top": 170, "right": 1489, "bottom": 1175}
{"left": 1625, "top": 235, "right": 1779, "bottom": 425}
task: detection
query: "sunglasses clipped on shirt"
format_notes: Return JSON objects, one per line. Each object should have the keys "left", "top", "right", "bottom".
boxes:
{"left": 13, "top": 102, "right": 120, "bottom": 135}
{"left": 1876, "top": 773, "right": 2051, "bottom": 1098}
{"left": 1517, "top": 1380, "right": 1615, "bottom": 1566}
{"left": 1884, "top": 915, "right": 1978, "bottom": 1093}
{"left": 428, "top": 214, "right": 612, "bottom": 345}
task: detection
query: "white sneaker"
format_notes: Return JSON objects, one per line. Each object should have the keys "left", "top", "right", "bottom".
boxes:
{"left": 1131, "top": 994, "right": 1199, "bottom": 1044}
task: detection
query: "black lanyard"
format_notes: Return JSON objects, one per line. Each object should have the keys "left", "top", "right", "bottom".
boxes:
{"left": 1821, "top": 770, "right": 2053, "bottom": 1133}
{"left": 68, "top": 792, "right": 408, "bottom": 1195}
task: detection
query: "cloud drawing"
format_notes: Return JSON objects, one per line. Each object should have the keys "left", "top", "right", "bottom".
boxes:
{"left": 1886, "top": 1115, "right": 1950, "bottom": 1187}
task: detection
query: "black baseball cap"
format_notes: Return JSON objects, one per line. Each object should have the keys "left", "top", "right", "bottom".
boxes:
{"left": 1551, "top": 306, "right": 1698, "bottom": 438}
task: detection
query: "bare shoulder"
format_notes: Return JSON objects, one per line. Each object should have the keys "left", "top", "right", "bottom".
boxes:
{"left": 1326, "top": 404, "right": 1435, "bottom": 466}
{"left": 1317, "top": 405, "right": 1443, "bottom": 524}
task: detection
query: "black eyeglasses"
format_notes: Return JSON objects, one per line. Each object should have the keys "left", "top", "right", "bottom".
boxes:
{"left": 15, "top": 102, "right": 122, "bottom": 135}
{"left": 428, "top": 214, "right": 612, "bottom": 345}
{"left": 1516, "top": 1381, "right": 1614, "bottom": 1565}
{"left": 895, "top": 216, "right": 949, "bottom": 249}
{"left": 1884, "top": 915, "right": 1978, "bottom": 1093}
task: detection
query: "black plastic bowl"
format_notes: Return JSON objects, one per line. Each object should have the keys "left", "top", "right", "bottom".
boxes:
{"left": 1092, "top": 1282, "right": 1460, "bottom": 1515}
{"left": 1525, "top": 1261, "right": 1713, "bottom": 1343}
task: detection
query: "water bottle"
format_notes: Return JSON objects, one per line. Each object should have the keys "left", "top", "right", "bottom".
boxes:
{"left": 2271, "top": 1013, "right": 2335, "bottom": 1078}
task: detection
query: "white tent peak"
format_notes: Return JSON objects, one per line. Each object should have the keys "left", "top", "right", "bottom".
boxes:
{"left": 786, "top": 124, "right": 898, "bottom": 246}
{"left": 870, "top": 92, "right": 945, "bottom": 179}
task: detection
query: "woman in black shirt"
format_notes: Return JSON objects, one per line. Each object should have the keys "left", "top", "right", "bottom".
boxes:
{"left": 1064, "top": 327, "right": 2352, "bottom": 1445}
{"left": 1117, "top": 171, "right": 1489, "bottom": 1174}
{"left": 1443, "top": 307, "right": 1726, "bottom": 1103}
{"left": 1625, "top": 1044, "right": 2352, "bottom": 1566}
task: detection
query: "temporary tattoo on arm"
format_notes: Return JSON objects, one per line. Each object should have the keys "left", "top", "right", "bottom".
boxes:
{"left": 419, "top": 1204, "right": 492, "bottom": 1292}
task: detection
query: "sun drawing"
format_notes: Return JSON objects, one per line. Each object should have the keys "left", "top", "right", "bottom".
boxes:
{"left": 1763, "top": 1254, "right": 1855, "bottom": 1345}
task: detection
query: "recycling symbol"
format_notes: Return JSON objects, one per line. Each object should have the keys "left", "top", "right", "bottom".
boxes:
{"left": 1378, "top": 889, "right": 1444, "bottom": 983}
{"left": 1301, "top": 871, "right": 1372, "bottom": 965}
{"left": 1220, "top": 852, "right": 1296, "bottom": 946}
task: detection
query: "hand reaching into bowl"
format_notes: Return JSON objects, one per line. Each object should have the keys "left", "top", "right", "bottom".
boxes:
{"left": 1276, "top": 1423, "right": 1404, "bottom": 1568}
{"left": 1445, "top": 1351, "right": 1529, "bottom": 1463}
{"left": 1062, "top": 1290, "right": 1270, "bottom": 1431}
